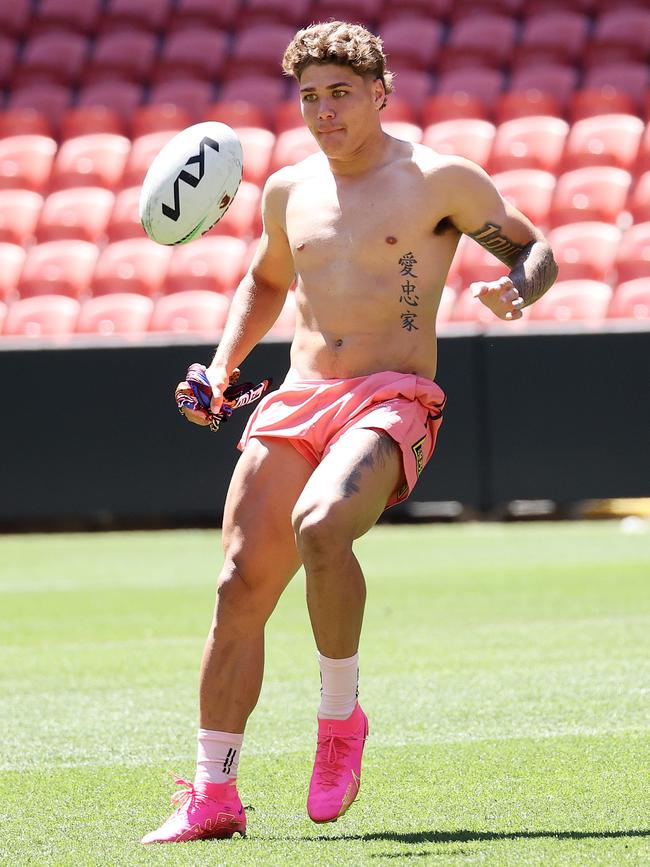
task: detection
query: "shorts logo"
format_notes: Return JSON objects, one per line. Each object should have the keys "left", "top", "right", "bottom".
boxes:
{"left": 411, "top": 435, "right": 426, "bottom": 476}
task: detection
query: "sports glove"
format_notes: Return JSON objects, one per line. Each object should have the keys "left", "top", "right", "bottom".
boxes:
{"left": 175, "top": 364, "right": 272, "bottom": 432}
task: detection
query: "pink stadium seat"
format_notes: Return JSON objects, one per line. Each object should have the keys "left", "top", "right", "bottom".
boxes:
{"left": 0, "top": 0, "right": 31, "bottom": 38}
{"left": 14, "top": 32, "right": 88, "bottom": 86}
{"left": 526, "top": 0, "right": 593, "bottom": 12}
{"left": 18, "top": 240, "right": 98, "bottom": 299}
{"left": 237, "top": 128, "right": 276, "bottom": 187}
{"left": 614, "top": 223, "right": 650, "bottom": 284}
{"left": 382, "top": 122, "right": 423, "bottom": 144}
{"left": 0, "top": 135, "right": 57, "bottom": 193}
{"left": 379, "top": 18, "right": 444, "bottom": 71}
{"left": 388, "top": 69, "right": 434, "bottom": 113}
{"left": 0, "top": 300, "right": 6, "bottom": 334}
{"left": 0, "top": 243, "right": 27, "bottom": 302}
{"left": 569, "top": 87, "right": 637, "bottom": 122}
{"left": 267, "top": 290, "right": 297, "bottom": 339}
{"left": 77, "top": 293, "right": 154, "bottom": 335}
{"left": 273, "top": 99, "right": 306, "bottom": 134}
{"left": 107, "top": 187, "right": 145, "bottom": 241}
{"left": 626, "top": 171, "right": 650, "bottom": 224}
{"left": 528, "top": 279, "right": 612, "bottom": 324}
{"left": 423, "top": 119, "right": 495, "bottom": 167}
{"left": 36, "top": 187, "right": 115, "bottom": 243}
{"left": 121, "top": 131, "right": 177, "bottom": 190}
{"left": 547, "top": 221, "right": 620, "bottom": 282}
{"left": 634, "top": 123, "right": 650, "bottom": 175}
{"left": 312, "top": 0, "right": 383, "bottom": 24}
{"left": 238, "top": 0, "right": 312, "bottom": 27}
{"left": 381, "top": 97, "right": 418, "bottom": 125}
{"left": 0, "top": 190, "right": 43, "bottom": 245}
{"left": 219, "top": 77, "right": 288, "bottom": 115}
{"left": 92, "top": 239, "right": 172, "bottom": 297}
{"left": 148, "top": 80, "right": 215, "bottom": 122}
{"left": 155, "top": 28, "right": 228, "bottom": 83}
{"left": 271, "top": 128, "right": 320, "bottom": 173}
{"left": 421, "top": 93, "right": 489, "bottom": 125}
{"left": 3, "top": 294, "right": 80, "bottom": 338}
{"left": 549, "top": 166, "right": 632, "bottom": 227}
{"left": 458, "top": 241, "right": 510, "bottom": 287}
{"left": 509, "top": 65, "right": 578, "bottom": 112}
{"left": 516, "top": 11, "right": 589, "bottom": 66}
{"left": 100, "top": 0, "right": 171, "bottom": 33}
{"left": 588, "top": 8, "right": 650, "bottom": 66}
{"left": 170, "top": 0, "right": 242, "bottom": 31}
{"left": 435, "top": 286, "right": 457, "bottom": 327}
{"left": 608, "top": 279, "right": 650, "bottom": 321}
{"left": 212, "top": 181, "right": 262, "bottom": 240}
{"left": 204, "top": 101, "right": 269, "bottom": 133}
{"left": 0, "top": 108, "right": 53, "bottom": 139}
{"left": 85, "top": 30, "right": 157, "bottom": 84}
{"left": 583, "top": 63, "right": 649, "bottom": 109}
{"left": 0, "top": 36, "right": 17, "bottom": 87}
{"left": 77, "top": 82, "right": 144, "bottom": 123}
{"left": 150, "top": 290, "right": 230, "bottom": 335}
{"left": 492, "top": 169, "right": 557, "bottom": 226}
{"left": 436, "top": 68, "right": 504, "bottom": 114}
{"left": 494, "top": 90, "right": 563, "bottom": 124}
{"left": 229, "top": 25, "right": 296, "bottom": 78}
{"left": 50, "top": 133, "right": 131, "bottom": 191}
{"left": 449, "top": 286, "right": 507, "bottom": 325}
{"left": 489, "top": 116, "right": 569, "bottom": 174}
{"left": 165, "top": 236, "right": 248, "bottom": 295}
{"left": 561, "top": 114, "right": 644, "bottom": 172}
{"left": 379, "top": 0, "right": 451, "bottom": 23}
{"left": 440, "top": 15, "right": 517, "bottom": 70}
{"left": 8, "top": 84, "right": 72, "bottom": 134}
{"left": 60, "top": 106, "right": 126, "bottom": 139}
{"left": 131, "top": 104, "right": 194, "bottom": 138}
{"left": 451, "top": 0, "right": 521, "bottom": 16}
{"left": 31, "top": 0, "right": 103, "bottom": 36}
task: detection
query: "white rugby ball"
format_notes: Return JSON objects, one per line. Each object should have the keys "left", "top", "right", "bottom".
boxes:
{"left": 139, "top": 122, "right": 243, "bottom": 245}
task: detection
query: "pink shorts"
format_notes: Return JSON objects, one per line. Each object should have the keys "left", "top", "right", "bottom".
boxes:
{"left": 238, "top": 369, "right": 446, "bottom": 508}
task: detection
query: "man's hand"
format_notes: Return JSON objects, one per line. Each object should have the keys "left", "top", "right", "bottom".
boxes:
{"left": 174, "top": 364, "right": 232, "bottom": 427}
{"left": 470, "top": 275, "right": 525, "bottom": 321}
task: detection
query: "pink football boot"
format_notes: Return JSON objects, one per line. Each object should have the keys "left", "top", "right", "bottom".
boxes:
{"left": 307, "top": 703, "right": 369, "bottom": 823}
{"left": 141, "top": 776, "right": 246, "bottom": 843}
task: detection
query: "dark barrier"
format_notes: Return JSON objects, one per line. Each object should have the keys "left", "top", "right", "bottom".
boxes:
{"left": 1, "top": 328, "right": 648, "bottom": 527}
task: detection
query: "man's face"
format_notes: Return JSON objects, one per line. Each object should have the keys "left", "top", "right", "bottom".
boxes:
{"left": 298, "top": 63, "right": 384, "bottom": 157}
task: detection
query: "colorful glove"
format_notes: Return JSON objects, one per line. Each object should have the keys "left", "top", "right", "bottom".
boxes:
{"left": 175, "top": 364, "right": 272, "bottom": 432}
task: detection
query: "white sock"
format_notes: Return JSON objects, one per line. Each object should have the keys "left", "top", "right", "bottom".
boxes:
{"left": 317, "top": 652, "right": 359, "bottom": 720}
{"left": 195, "top": 729, "right": 243, "bottom": 786}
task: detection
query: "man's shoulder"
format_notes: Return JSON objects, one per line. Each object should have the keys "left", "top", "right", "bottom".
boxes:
{"left": 267, "top": 153, "right": 328, "bottom": 188}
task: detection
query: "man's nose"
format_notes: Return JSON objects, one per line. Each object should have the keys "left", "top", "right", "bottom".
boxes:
{"left": 318, "top": 101, "right": 335, "bottom": 119}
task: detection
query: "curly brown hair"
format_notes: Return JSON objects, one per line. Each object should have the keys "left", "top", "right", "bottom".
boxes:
{"left": 282, "top": 21, "right": 394, "bottom": 108}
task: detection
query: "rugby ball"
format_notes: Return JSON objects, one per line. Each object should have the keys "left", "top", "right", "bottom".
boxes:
{"left": 139, "top": 122, "right": 243, "bottom": 245}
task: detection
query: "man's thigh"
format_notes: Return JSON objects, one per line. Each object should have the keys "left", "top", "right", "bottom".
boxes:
{"left": 294, "top": 428, "right": 404, "bottom": 541}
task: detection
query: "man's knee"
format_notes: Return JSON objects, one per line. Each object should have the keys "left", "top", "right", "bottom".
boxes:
{"left": 293, "top": 500, "right": 351, "bottom": 562}
{"left": 214, "top": 554, "right": 273, "bottom": 629}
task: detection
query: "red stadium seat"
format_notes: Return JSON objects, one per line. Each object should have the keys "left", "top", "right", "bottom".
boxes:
{"left": 0, "top": 190, "right": 43, "bottom": 245}
{"left": 170, "top": 0, "right": 242, "bottom": 31}
{"left": 165, "top": 236, "right": 248, "bottom": 295}
{"left": 77, "top": 82, "right": 144, "bottom": 123}
{"left": 273, "top": 99, "right": 305, "bottom": 133}
{"left": 0, "top": 300, "right": 6, "bottom": 333}
{"left": 509, "top": 65, "right": 578, "bottom": 112}
{"left": 388, "top": 69, "right": 435, "bottom": 113}
{"left": 150, "top": 290, "right": 230, "bottom": 335}
{"left": 379, "top": 18, "right": 444, "bottom": 71}
{"left": 204, "top": 100, "right": 269, "bottom": 133}
{"left": 155, "top": 28, "right": 228, "bottom": 83}
{"left": 549, "top": 166, "right": 632, "bottom": 227}
{"left": 0, "top": 243, "right": 26, "bottom": 302}
{"left": 569, "top": 87, "right": 637, "bottom": 122}
{"left": 60, "top": 106, "right": 126, "bottom": 139}
{"left": 0, "top": 36, "right": 17, "bottom": 87}
{"left": 212, "top": 181, "right": 262, "bottom": 240}
{"left": 0, "top": 0, "right": 32, "bottom": 38}
{"left": 528, "top": 279, "right": 612, "bottom": 324}
{"left": 237, "top": 128, "right": 276, "bottom": 187}
{"left": 378, "top": 0, "right": 451, "bottom": 23}
{"left": 634, "top": 123, "right": 650, "bottom": 176}
{"left": 458, "top": 240, "right": 510, "bottom": 287}
{"left": 121, "top": 131, "right": 177, "bottom": 190}
{"left": 148, "top": 80, "right": 215, "bottom": 122}
{"left": 50, "top": 134, "right": 131, "bottom": 191}
{"left": 229, "top": 25, "right": 296, "bottom": 78}
{"left": 494, "top": 90, "right": 563, "bottom": 124}
{"left": 582, "top": 63, "right": 649, "bottom": 110}
{"left": 219, "top": 77, "right": 289, "bottom": 116}
{"left": 608, "top": 278, "right": 650, "bottom": 321}
{"left": 107, "top": 187, "right": 145, "bottom": 241}
{"left": 36, "top": 187, "right": 114, "bottom": 243}
{"left": 449, "top": 287, "right": 506, "bottom": 325}
{"left": 100, "top": 0, "right": 171, "bottom": 33}
{"left": 561, "top": 114, "right": 644, "bottom": 172}
{"left": 8, "top": 84, "right": 72, "bottom": 135}
{"left": 423, "top": 119, "right": 495, "bottom": 167}
{"left": 19, "top": 240, "right": 98, "bottom": 299}
{"left": 436, "top": 68, "right": 505, "bottom": 114}
{"left": 451, "top": 0, "right": 521, "bottom": 16}
{"left": 0, "top": 108, "right": 54, "bottom": 139}
{"left": 237, "top": 0, "right": 312, "bottom": 27}
{"left": 492, "top": 169, "right": 557, "bottom": 226}
{"left": 77, "top": 293, "right": 154, "bottom": 335}
{"left": 31, "top": 0, "right": 103, "bottom": 36}
{"left": 626, "top": 171, "right": 650, "bottom": 224}
{"left": 131, "top": 104, "right": 194, "bottom": 138}
{"left": 440, "top": 15, "right": 517, "bottom": 71}
{"left": 516, "top": 11, "right": 589, "bottom": 66}
{"left": 489, "top": 116, "right": 569, "bottom": 174}
{"left": 614, "top": 222, "right": 650, "bottom": 284}
{"left": 312, "top": 0, "right": 383, "bottom": 24}
{"left": 382, "top": 122, "right": 423, "bottom": 144}
{"left": 0, "top": 135, "right": 57, "bottom": 193}
{"left": 588, "top": 8, "right": 650, "bottom": 66}
{"left": 85, "top": 30, "right": 157, "bottom": 84}
{"left": 271, "top": 128, "right": 320, "bottom": 173}
{"left": 3, "top": 294, "right": 80, "bottom": 338}
{"left": 421, "top": 93, "right": 489, "bottom": 125}
{"left": 547, "top": 221, "right": 621, "bottom": 282}
{"left": 381, "top": 96, "right": 418, "bottom": 125}
{"left": 92, "top": 239, "right": 172, "bottom": 297}
{"left": 14, "top": 32, "right": 88, "bottom": 87}
{"left": 267, "top": 290, "right": 296, "bottom": 339}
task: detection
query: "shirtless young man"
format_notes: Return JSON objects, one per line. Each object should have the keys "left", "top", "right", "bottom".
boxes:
{"left": 142, "top": 21, "right": 557, "bottom": 844}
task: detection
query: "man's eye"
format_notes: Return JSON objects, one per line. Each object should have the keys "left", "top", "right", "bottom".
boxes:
{"left": 333, "top": 90, "right": 347, "bottom": 97}
{"left": 302, "top": 94, "right": 317, "bottom": 102}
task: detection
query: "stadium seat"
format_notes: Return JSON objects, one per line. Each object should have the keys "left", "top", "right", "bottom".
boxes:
{"left": 170, "top": 0, "right": 242, "bottom": 31}
{"left": 0, "top": 135, "right": 57, "bottom": 193}
{"left": 31, "top": 0, "right": 103, "bottom": 36}
{"left": 0, "top": 35, "right": 16, "bottom": 87}
{"left": 516, "top": 11, "right": 589, "bottom": 66}
{"left": 92, "top": 239, "right": 172, "bottom": 297}
{"left": 489, "top": 116, "right": 569, "bottom": 174}
{"left": 0, "top": 190, "right": 43, "bottom": 245}
{"left": 77, "top": 82, "right": 144, "bottom": 124}
{"left": 379, "top": 18, "right": 444, "bottom": 71}
{"left": 547, "top": 221, "right": 621, "bottom": 282}
{"left": 528, "top": 279, "right": 612, "bottom": 324}
{"left": 271, "top": 128, "right": 320, "bottom": 173}
{"left": 634, "top": 123, "right": 650, "bottom": 175}
{"left": 614, "top": 222, "right": 650, "bottom": 284}
{"left": 237, "top": 0, "right": 312, "bottom": 27}
{"left": 107, "top": 187, "right": 145, "bottom": 241}
{"left": 450, "top": 0, "right": 521, "bottom": 16}
{"left": 626, "top": 171, "right": 650, "bottom": 224}
{"left": 311, "top": 0, "right": 383, "bottom": 24}
{"left": 509, "top": 65, "right": 578, "bottom": 112}
{"left": 423, "top": 119, "right": 495, "bottom": 167}
{"left": 212, "top": 181, "right": 262, "bottom": 240}
{"left": 494, "top": 90, "right": 563, "bottom": 124}
{"left": 237, "top": 128, "right": 276, "bottom": 187}
{"left": 588, "top": 8, "right": 650, "bottom": 66}
{"left": 421, "top": 93, "right": 489, "bottom": 125}
{"left": 100, "top": 0, "right": 171, "bottom": 33}
{"left": 582, "top": 63, "right": 649, "bottom": 110}
{"left": 0, "top": 243, "right": 26, "bottom": 302}
{"left": 0, "top": 300, "right": 6, "bottom": 334}
{"left": 61, "top": 106, "right": 126, "bottom": 139}
{"left": 121, "top": 131, "right": 177, "bottom": 190}
{"left": 2, "top": 294, "right": 80, "bottom": 338}
{"left": 0, "top": 0, "right": 31, "bottom": 38}
{"left": 204, "top": 101, "right": 269, "bottom": 133}
{"left": 382, "top": 122, "right": 423, "bottom": 144}
{"left": 449, "top": 286, "right": 507, "bottom": 325}
{"left": 77, "top": 293, "right": 153, "bottom": 335}
{"left": 458, "top": 240, "right": 510, "bottom": 287}
{"left": 229, "top": 25, "right": 297, "bottom": 78}
{"left": 165, "top": 236, "right": 248, "bottom": 295}
{"left": 219, "top": 77, "right": 290, "bottom": 117}
{"left": 150, "top": 290, "right": 230, "bottom": 335}
{"left": 561, "top": 114, "right": 644, "bottom": 172}
{"left": 608, "top": 278, "right": 650, "bottom": 321}
{"left": 131, "top": 104, "right": 194, "bottom": 138}
{"left": 36, "top": 187, "right": 114, "bottom": 243}
{"left": 434, "top": 285, "right": 457, "bottom": 327}
{"left": 440, "top": 15, "right": 517, "bottom": 70}
{"left": 50, "top": 134, "right": 131, "bottom": 191}
{"left": 492, "top": 169, "right": 557, "bottom": 226}
{"left": 378, "top": 0, "right": 451, "bottom": 23}
{"left": 18, "top": 240, "right": 99, "bottom": 299}
{"left": 85, "top": 30, "right": 157, "bottom": 84}
{"left": 569, "top": 87, "right": 637, "bottom": 122}
{"left": 435, "top": 68, "right": 505, "bottom": 114}
{"left": 380, "top": 96, "right": 418, "bottom": 125}
{"left": 549, "top": 166, "right": 632, "bottom": 227}
{"left": 387, "top": 69, "right": 434, "bottom": 114}
{"left": 148, "top": 80, "right": 215, "bottom": 122}
{"left": 273, "top": 99, "right": 305, "bottom": 134}
{"left": 155, "top": 28, "right": 228, "bottom": 83}
{"left": 267, "top": 289, "right": 297, "bottom": 339}
{"left": 8, "top": 84, "right": 71, "bottom": 135}
{"left": 14, "top": 32, "right": 88, "bottom": 87}
{"left": 0, "top": 108, "right": 54, "bottom": 139}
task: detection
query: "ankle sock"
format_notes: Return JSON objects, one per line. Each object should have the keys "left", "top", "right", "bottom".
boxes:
{"left": 317, "top": 651, "right": 359, "bottom": 720}
{"left": 195, "top": 729, "right": 243, "bottom": 786}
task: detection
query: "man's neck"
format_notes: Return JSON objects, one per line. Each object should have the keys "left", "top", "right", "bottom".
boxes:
{"left": 326, "top": 129, "right": 393, "bottom": 178}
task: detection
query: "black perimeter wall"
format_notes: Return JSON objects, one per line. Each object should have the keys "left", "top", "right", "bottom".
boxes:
{"left": 1, "top": 328, "right": 648, "bottom": 528}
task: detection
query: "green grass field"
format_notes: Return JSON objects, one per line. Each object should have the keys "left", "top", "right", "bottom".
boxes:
{"left": 1, "top": 523, "right": 649, "bottom": 866}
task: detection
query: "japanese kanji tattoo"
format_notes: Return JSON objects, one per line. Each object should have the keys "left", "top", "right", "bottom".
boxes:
{"left": 398, "top": 251, "right": 419, "bottom": 331}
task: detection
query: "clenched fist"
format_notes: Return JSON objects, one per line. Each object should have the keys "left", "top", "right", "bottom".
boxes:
{"left": 470, "top": 276, "right": 525, "bottom": 321}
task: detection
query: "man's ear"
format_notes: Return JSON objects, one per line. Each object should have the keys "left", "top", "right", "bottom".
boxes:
{"left": 372, "top": 77, "right": 386, "bottom": 110}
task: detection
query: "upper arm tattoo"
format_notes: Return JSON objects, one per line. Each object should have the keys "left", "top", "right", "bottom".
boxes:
{"left": 467, "top": 222, "right": 530, "bottom": 267}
